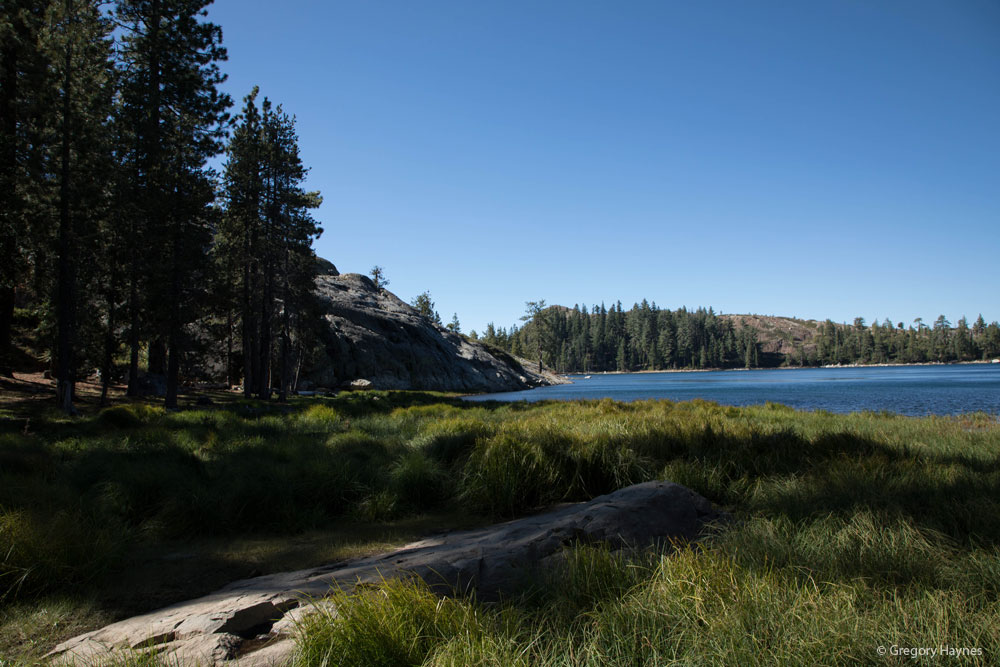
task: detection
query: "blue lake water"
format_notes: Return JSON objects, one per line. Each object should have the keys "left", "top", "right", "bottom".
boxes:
{"left": 464, "top": 364, "right": 1000, "bottom": 416}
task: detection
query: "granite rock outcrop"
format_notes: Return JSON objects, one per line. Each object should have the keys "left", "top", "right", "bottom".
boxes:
{"left": 305, "top": 273, "right": 562, "bottom": 392}
{"left": 48, "top": 481, "right": 726, "bottom": 666}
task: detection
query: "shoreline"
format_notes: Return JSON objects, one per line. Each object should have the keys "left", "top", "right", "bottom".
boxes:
{"left": 556, "top": 359, "right": 997, "bottom": 380}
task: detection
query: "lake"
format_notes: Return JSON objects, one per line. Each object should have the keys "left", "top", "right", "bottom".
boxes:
{"left": 464, "top": 364, "right": 1000, "bottom": 416}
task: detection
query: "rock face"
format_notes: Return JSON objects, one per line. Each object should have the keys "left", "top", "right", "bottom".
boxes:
{"left": 306, "top": 273, "right": 562, "bottom": 392}
{"left": 48, "top": 481, "right": 726, "bottom": 666}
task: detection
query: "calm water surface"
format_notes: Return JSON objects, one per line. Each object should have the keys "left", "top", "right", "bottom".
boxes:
{"left": 465, "top": 364, "right": 1000, "bottom": 416}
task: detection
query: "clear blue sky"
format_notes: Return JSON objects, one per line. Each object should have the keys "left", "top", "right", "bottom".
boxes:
{"left": 206, "top": 0, "right": 1000, "bottom": 334}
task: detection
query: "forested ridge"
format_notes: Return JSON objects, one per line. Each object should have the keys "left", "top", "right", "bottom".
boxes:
{"left": 1, "top": 0, "right": 323, "bottom": 411}
{"left": 479, "top": 302, "right": 1000, "bottom": 374}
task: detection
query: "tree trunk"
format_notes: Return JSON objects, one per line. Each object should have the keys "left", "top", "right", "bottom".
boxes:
{"left": 164, "top": 209, "right": 181, "bottom": 409}
{"left": 0, "top": 287, "right": 14, "bottom": 377}
{"left": 278, "top": 312, "right": 289, "bottom": 402}
{"left": 126, "top": 270, "right": 140, "bottom": 395}
{"left": 257, "top": 283, "right": 271, "bottom": 399}
{"left": 225, "top": 306, "right": 233, "bottom": 387}
{"left": 56, "top": 27, "right": 76, "bottom": 414}
{"left": 292, "top": 343, "right": 303, "bottom": 393}
{"left": 242, "top": 259, "right": 255, "bottom": 397}
{"left": 163, "top": 276, "right": 181, "bottom": 410}
{"left": 100, "top": 287, "right": 116, "bottom": 407}
{"left": 148, "top": 338, "right": 166, "bottom": 375}
{"left": 277, "top": 248, "right": 290, "bottom": 402}
{"left": 0, "top": 15, "right": 21, "bottom": 378}
{"left": 165, "top": 334, "right": 179, "bottom": 409}
{"left": 256, "top": 194, "right": 273, "bottom": 399}
{"left": 129, "top": 0, "right": 163, "bottom": 397}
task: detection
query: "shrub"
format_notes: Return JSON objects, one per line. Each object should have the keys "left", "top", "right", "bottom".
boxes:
{"left": 95, "top": 404, "right": 165, "bottom": 428}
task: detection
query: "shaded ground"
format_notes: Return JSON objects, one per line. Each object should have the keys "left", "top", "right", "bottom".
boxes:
{"left": 1, "top": 513, "right": 487, "bottom": 663}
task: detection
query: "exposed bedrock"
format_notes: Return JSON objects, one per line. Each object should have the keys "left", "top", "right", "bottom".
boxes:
{"left": 306, "top": 273, "right": 564, "bottom": 392}
{"left": 48, "top": 481, "right": 726, "bottom": 665}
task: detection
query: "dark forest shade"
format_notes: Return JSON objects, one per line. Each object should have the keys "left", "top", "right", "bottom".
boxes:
{"left": 1, "top": 0, "right": 326, "bottom": 412}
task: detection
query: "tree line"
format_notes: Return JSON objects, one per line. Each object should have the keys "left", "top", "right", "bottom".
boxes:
{"left": 479, "top": 303, "right": 1000, "bottom": 374}
{"left": 809, "top": 315, "right": 1000, "bottom": 366}
{"left": 1, "top": 0, "right": 323, "bottom": 412}
{"left": 481, "top": 302, "right": 763, "bottom": 373}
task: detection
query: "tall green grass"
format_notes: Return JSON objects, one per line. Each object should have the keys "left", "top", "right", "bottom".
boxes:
{"left": 294, "top": 535, "right": 999, "bottom": 666}
{"left": 286, "top": 397, "right": 998, "bottom": 666}
{"left": 2, "top": 393, "right": 999, "bottom": 663}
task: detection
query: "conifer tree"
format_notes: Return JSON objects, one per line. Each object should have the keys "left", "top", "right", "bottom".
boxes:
{"left": 115, "top": 0, "right": 231, "bottom": 407}
{"left": 44, "top": 0, "right": 115, "bottom": 413}
{"left": 0, "top": 0, "right": 51, "bottom": 376}
{"left": 410, "top": 291, "right": 442, "bottom": 324}
{"left": 369, "top": 265, "right": 389, "bottom": 290}
{"left": 522, "top": 300, "right": 547, "bottom": 372}
{"left": 218, "top": 89, "right": 321, "bottom": 400}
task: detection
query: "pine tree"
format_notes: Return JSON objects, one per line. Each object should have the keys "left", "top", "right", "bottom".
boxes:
{"left": 410, "top": 291, "right": 441, "bottom": 324}
{"left": 0, "top": 0, "right": 52, "bottom": 376}
{"left": 369, "top": 265, "right": 389, "bottom": 290}
{"left": 521, "top": 300, "right": 547, "bottom": 373}
{"left": 116, "top": 0, "right": 231, "bottom": 408}
{"left": 218, "top": 89, "right": 321, "bottom": 400}
{"left": 41, "top": 0, "right": 116, "bottom": 413}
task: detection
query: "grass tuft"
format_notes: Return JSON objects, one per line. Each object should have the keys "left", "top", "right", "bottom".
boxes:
{"left": 294, "top": 577, "right": 490, "bottom": 667}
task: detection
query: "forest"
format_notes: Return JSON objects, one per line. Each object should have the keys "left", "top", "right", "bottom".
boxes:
{"left": 1, "top": 0, "right": 324, "bottom": 413}
{"left": 481, "top": 302, "right": 1000, "bottom": 373}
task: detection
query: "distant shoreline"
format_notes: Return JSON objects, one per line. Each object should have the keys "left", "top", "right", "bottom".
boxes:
{"left": 557, "top": 359, "right": 997, "bottom": 379}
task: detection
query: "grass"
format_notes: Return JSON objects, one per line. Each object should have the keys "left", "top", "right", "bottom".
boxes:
{"left": 291, "top": 540, "right": 999, "bottom": 666}
{"left": 1, "top": 389, "right": 998, "bottom": 663}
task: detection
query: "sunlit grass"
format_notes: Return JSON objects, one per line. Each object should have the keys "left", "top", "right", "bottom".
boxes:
{"left": 1, "top": 391, "right": 998, "bottom": 662}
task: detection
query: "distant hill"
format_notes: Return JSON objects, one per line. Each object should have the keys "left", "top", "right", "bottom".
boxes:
{"left": 718, "top": 314, "right": 824, "bottom": 366}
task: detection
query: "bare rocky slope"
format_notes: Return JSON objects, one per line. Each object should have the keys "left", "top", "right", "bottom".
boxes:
{"left": 719, "top": 313, "right": 823, "bottom": 362}
{"left": 304, "top": 271, "right": 563, "bottom": 392}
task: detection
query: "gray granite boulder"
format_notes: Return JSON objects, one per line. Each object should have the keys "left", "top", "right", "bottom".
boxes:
{"left": 47, "top": 481, "right": 725, "bottom": 666}
{"left": 306, "top": 273, "right": 564, "bottom": 392}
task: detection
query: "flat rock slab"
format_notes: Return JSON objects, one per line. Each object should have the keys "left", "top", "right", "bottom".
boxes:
{"left": 48, "top": 481, "right": 725, "bottom": 665}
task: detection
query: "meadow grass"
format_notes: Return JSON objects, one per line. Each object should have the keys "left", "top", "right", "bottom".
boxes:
{"left": 1, "top": 391, "right": 998, "bottom": 663}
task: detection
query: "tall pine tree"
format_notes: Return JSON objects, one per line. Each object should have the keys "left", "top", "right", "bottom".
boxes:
{"left": 0, "top": 0, "right": 51, "bottom": 376}
{"left": 43, "top": 0, "right": 115, "bottom": 412}
{"left": 218, "top": 88, "right": 321, "bottom": 400}
{"left": 115, "top": 0, "right": 230, "bottom": 407}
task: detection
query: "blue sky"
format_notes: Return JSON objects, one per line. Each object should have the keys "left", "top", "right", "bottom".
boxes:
{"left": 206, "top": 0, "right": 999, "bottom": 334}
